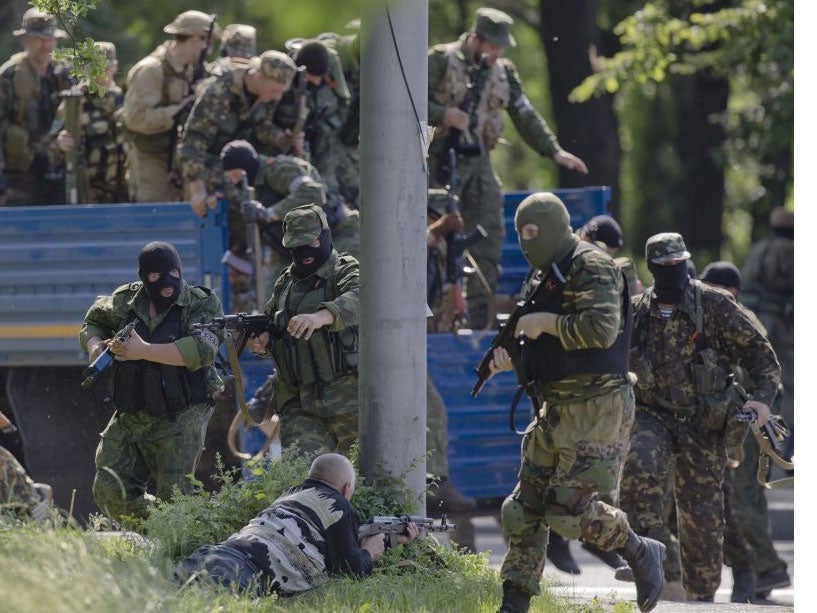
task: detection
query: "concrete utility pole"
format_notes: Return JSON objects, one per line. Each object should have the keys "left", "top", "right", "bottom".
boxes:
{"left": 359, "top": 0, "right": 429, "bottom": 509}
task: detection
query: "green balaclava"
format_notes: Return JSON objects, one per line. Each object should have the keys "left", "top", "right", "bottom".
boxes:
{"left": 514, "top": 192, "right": 578, "bottom": 271}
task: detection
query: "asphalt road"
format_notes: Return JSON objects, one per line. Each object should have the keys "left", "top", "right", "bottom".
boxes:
{"left": 436, "top": 488, "right": 794, "bottom": 611}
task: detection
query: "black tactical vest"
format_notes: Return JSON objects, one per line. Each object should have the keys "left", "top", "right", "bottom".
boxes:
{"left": 522, "top": 243, "right": 631, "bottom": 383}
{"left": 111, "top": 306, "right": 209, "bottom": 416}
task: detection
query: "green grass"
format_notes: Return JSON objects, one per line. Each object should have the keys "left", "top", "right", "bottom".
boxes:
{"left": 0, "top": 450, "right": 634, "bottom": 612}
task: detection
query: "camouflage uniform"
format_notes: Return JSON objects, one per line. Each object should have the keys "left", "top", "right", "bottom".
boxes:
{"left": 208, "top": 24, "right": 256, "bottom": 77}
{"left": 179, "top": 51, "right": 297, "bottom": 195}
{"left": 428, "top": 10, "right": 564, "bottom": 327}
{"left": 276, "top": 40, "right": 354, "bottom": 204}
{"left": 622, "top": 233, "right": 781, "bottom": 600}
{"left": 258, "top": 205, "right": 360, "bottom": 456}
{"left": 500, "top": 194, "right": 636, "bottom": 597}
{"left": 0, "top": 445, "right": 43, "bottom": 518}
{"left": 122, "top": 12, "right": 218, "bottom": 203}
{"left": 79, "top": 277, "right": 224, "bottom": 519}
{"left": 0, "top": 9, "right": 71, "bottom": 205}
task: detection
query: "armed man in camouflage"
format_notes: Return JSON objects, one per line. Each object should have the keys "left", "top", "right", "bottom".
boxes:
{"left": 56, "top": 42, "right": 127, "bottom": 203}
{"left": 487, "top": 193, "right": 664, "bottom": 613}
{"left": 122, "top": 11, "right": 220, "bottom": 203}
{"left": 209, "top": 24, "right": 257, "bottom": 77}
{"left": 246, "top": 205, "right": 360, "bottom": 457}
{"left": 180, "top": 50, "right": 298, "bottom": 217}
{"left": 0, "top": 8, "right": 72, "bottom": 206}
{"left": 79, "top": 241, "right": 224, "bottom": 520}
{"left": 274, "top": 40, "right": 353, "bottom": 202}
{"left": 219, "top": 139, "right": 359, "bottom": 284}
{"left": 621, "top": 232, "right": 781, "bottom": 602}
{"left": 428, "top": 8, "right": 588, "bottom": 329}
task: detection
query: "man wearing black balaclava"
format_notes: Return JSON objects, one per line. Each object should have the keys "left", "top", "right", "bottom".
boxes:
{"left": 79, "top": 241, "right": 224, "bottom": 520}
{"left": 246, "top": 204, "right": 361, "bottom": 457}
{"left": 620, "top": 232, "right": 781, "bottom": 603}
{"left": 485, "top": 192, "right": 665, "bottom": 613}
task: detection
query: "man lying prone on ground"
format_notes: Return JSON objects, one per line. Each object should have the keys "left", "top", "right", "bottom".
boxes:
{"left": 174, "top": 453, "right": 420, "bottom": 595}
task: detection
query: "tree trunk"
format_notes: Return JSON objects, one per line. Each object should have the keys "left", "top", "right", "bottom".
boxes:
{"left": 539, "top": 0, "right": 622, "bottom": 215}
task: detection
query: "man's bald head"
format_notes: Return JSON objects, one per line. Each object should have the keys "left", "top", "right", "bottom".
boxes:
{"left": 308, "top": 453, "right": 356, "bottom": 495}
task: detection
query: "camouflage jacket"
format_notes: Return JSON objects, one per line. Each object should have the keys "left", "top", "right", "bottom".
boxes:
{"left": 79, "top": 279, "right": 225, "bottom": 378}
{"left": 630, "top": 280, "right": 781, "bottom": 411}
{"left": 740, "top": 235, "right": 794, "bottom": 319}
{"left": 178, "top": 60, "right": 284, "bottom": 189}
{"left": 254, "top": 154, "right": 326, "bottom": 219}
{"left": 0, "top": 52, "right": 72, "bottom": 189}
{"left": 0, "top": 445, "right": 40, "bottom": 517}
{"left": 77, "top": 84, "right": 127, "bottom": 202}
{"left": 266, "top": 250, "right": 360, "bottom": 332}
{"left": 427, "top": 34, "right": 560, "bottom": 159}
{"left": 521, "top": 244, "right": 632, "bottom": 403}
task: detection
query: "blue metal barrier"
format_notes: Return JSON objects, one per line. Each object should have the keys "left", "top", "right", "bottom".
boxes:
{"left": 0, "top": 202, "right": 228, "bottom": 365}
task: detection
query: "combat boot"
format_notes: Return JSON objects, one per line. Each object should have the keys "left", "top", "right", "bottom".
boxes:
{"left": 581, "top": 541, "right": 628, "bottom": 570}
{"left": 426, "top": 477, "right": 477, "bottom": 513}
{"left": 618, "top": 530, "right": 666, "bottom": 612}
{"left": 546, "top": 532, "right": 581, "bottom": 574}
{"left": 497, "top": 580, "right": 531, "bottom": 613}
{"left": 731, "top": 565, "right": 756, "bottom": 603}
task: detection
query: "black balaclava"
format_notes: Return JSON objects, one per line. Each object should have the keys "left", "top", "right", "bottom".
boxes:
{"left": 294, "top": 41, "right": 330, "bottom": 77}
{"left": 220, "top": 139, "right": 260, "bottom": 185}
{"left": 648, "top": 261, "right": 690, "bottom": 305}
{"left": 138, "top": 241, "right": 183, "bottom": 313}
{"left": 290, "top": 228, "right": 333, "bottom": 278}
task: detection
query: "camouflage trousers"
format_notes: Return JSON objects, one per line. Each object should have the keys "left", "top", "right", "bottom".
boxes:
{"left": 277, "top": 374, "right": 359, "bottom": 458}
{"left": 93, "top": 403, "right": 214, "bottom": 520}
{"left": 620, "top": 407, "right": 726, "bottom": 600}
{"left": 729, "top": 433, "right": 788, "bottom": 577}
{"left": 0, "top": 445, "right": 38, "bottom": 516}
{"left": 428, "top": 154, "right": 504, "bottom": 328}
{"left": 426, "top": 373, "right": 448, "bottom": 478}
{"left": 500, "top": 385, "right": 635, "bottom": 595}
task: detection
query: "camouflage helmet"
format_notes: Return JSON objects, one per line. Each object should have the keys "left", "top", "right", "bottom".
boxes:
{"left": 163, "top": 11, "right": 219, "bottom": 38}
{"left": 472, "top": 8, "right": 516, "bottom": 48}
{"left": 282, "top": 204, "right": 329, "bottom": 248}
{"left": 251, "top": 50, "right": 298, "bottom": 86}
{"left": 94, "top": 41, "right": 117, "bottom": 64}
{"left": 220, "top": 23, "right": 256, "bottom": 58}
{"left": 13, "top": 8, "right": 67, "bottom": 39}
{"left": 645, "top": 232, "right": 691, "bottom": 264}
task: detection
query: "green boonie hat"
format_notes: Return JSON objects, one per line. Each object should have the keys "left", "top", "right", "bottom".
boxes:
{"left": 645, "top": 232, "right": 691, "bottom": 264}
{"left": 13, "top": 8, "right": 67, "bottom": 39}
{"left": 282, "top": 204, "right": 329, "bottom": 248}
{"left": 164, "top": 10, "right": 219, "bottom": 38}
{"left": 472, "top": 7, "right": 516, "bottom": 48}
{"left": 220, "top": 24, "right": 256, "bottom": 57}
{"left": 251, "top": 50, "right": 298, "bottom": 86}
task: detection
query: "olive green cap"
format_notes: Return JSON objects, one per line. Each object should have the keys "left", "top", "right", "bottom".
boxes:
{"left": 220, "top": 24, "right": 256, "bottom": 57}
{"left": 164, "top": 11, "right": 220, "bottom": 38}
{"left": 472, "top": 8, "right": 516, "bottom": 48}
{"left": 282, "top": 204, "right": 329, "bottom": 248}
{"left": 250, "top": 50, "right": 298, "bottom": 86}
{"left": 645, "top": 232, "right": 691, "bottom": 264}
{"left": 13, "top": 8, "right": 66, "bottom": 39}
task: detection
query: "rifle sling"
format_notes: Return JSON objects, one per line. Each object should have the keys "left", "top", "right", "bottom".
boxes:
{"left": 225, "top": 333, "right": 268, "bottom": 427}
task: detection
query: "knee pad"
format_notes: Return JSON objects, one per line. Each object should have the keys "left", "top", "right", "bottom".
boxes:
{"left": 501, "top": 495, "right": 526, "bottom": 538}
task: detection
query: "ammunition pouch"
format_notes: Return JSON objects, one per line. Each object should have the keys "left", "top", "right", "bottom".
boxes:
{"left": 630, "top": 348, "right": 655, "bottom": 390}
{"left": 692, "top": 349, "right": 736, "bottom": 431}
{"left": 3, "top": 124, "right": 34, "bottom": 172}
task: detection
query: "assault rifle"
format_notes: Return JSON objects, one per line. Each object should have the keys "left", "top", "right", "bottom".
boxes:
{"left": 435, "top": 53, "right": 487, "bottom": 185}
{"left": 190, "top": 312, "right": 287, "bottom": 356}
{"left": 358, "top": 515, "right": 456, "bottom": 548}
{"left": 80, "top": 319, "right": 139, "bottom": 389}
{"left": 437, "top": 148, "right": 487, "bottom": 331}
{"left": 59, "top": 86, "right": 87, "bottom": 204}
